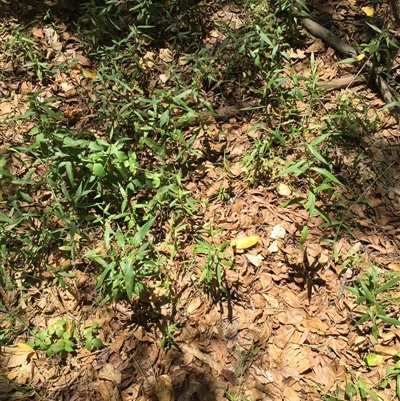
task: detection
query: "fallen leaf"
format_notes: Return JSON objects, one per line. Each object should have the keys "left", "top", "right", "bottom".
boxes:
{"left": 98, "top": 363, "right": 122, "bottom": 384}
{"left": 245, "top": 253, "right": 264, "bottom": 267}
{"left": 1, "top": 346, "right": 33, "bottom": 368}
{"left": 268, "top": 240, "right": 279, "bottom": 253}
{"left": 277, "top": 183, "right": 291, "bottom": 196}
{"left": 159, "top": 48, "right": 174, "bottom": 63}
{"left": 82, "top": 68, "right": 98, "bottom": 80}
{"left": 361, "top": 6, "right": 374, "bottom": 16}
{"left": 270, "top": 225, "right": 286, "bottom": 240}
{"left": 186, "top": 297, "right": 202, "bottom": 314}
{"left": 159, "top": 74, "right": 169, "bottom": 83}
{"left": 155, "top": 375, "right": 174, "bottom": 401}
{"left": 363, "top": 353, "right": 382, "bottom": 367}
{"left": 31, "top": 26, "right": 43, "bottom": 38}
{"left": 231, "top": 236, "right": 259, "bottom": 250}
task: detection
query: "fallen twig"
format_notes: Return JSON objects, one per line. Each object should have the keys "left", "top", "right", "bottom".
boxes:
{"left": 300, "top": 15, "right": 400, "bottom": 120}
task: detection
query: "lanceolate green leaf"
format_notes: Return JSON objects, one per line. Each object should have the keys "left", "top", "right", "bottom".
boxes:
{"left": 311, "top": 167, "right": 342, "bottom": 185}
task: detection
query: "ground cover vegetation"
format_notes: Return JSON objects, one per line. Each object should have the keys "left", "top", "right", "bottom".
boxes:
{"left": 1, "top": 0, "right": 400, "bottom": 400}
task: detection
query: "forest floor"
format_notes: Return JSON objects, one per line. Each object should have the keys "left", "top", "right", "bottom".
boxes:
{"left": 1, "top": 0, "right": 400, "bottom": 400}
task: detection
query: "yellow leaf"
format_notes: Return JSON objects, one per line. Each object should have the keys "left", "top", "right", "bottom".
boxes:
{"left": 16, "top": 343, "right": 35, "bottom": 353}
{"left": 357, "top": 53, "right": 366, "bottom": 61}
{"left": 231, "top": 236, "right": 259, "bottom": 250}
{"left": 82, "top": 68, "right": 98, "bottom": 79}
{"left": 361, "top": 6, "right": 374, "bottom": 16}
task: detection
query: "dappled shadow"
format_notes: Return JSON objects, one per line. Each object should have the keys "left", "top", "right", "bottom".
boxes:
{"left": 0, "top": 0, "right": 214, "bottom": 50}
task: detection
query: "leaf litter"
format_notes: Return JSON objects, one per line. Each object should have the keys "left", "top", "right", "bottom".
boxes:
{"left": 1, "top": 0, "right": 400, "bottom": 400}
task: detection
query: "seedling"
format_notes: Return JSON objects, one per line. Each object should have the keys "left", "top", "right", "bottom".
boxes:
{"left": 160, "top": 323, "right": 177, "bottom": 350}
{"left": 26, "top": 318, "right": 75, "bottom": 357}
{"left": 346, "top": 265, "right": 400, "bottom": 340}
{"left": 83, "top": 322, "right": 103, "bottom": 351}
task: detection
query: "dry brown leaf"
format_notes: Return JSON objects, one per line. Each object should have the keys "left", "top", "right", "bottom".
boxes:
{"left": 270, "top": 225, "right": 286, "bottom": 239}
{"left": 304, "top": 39, "right": 326, "bottom": 53}
{"left": 181, "top": 343, "right": 222, "bottom": 373}
{"left": 155, "top": 375, "right": 174, "bottom": 401}
{"left": 186, "top": 297, "right": 202, "bottom": 314}
{"left": 273, "top": 327, "right": 296, "bottom": 348}
{"left": 244, "top": 387, "right": 265, "bottom": 401}
{"left": 245, "top": 253, "right": 263, "bottom": 267}
{"left": 283, "top": 386, "right": 300, "bottom": 401}
{"left": 302, "top": 317, "right": 328, "bottom": 334}
{"left": 159, "top": 48, "right": 174, "bottom": 63}
{"left": 99, "top": 363, "right": 122, "bottom": 384}
{"left": 31, "top": 26, "right": 43, "bottom": 38}
{"left": 1, "top": 346, "right": 33, "bottom": 368}
{"left": 280, "top": 290, "right": 302, "bottom": 308}
{"left": 373, "top": 344, "right": 399, "bottom": 356}
{"left": 98, "top": 380, "right": 119, "bottom": 401}
{"left": 267, "top": 240, "right": 279, "bottom": 253}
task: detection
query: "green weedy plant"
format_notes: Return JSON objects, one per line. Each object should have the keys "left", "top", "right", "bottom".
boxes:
{"left": 323, "top": 373, "right": 381, "bottom": 401}
{"left": 346, "top": 265, "right": 400, "bottom": 341}
{"left": 26, "top": 318, "right": 75, "bottom": 357}
{"left": 160, "top": 322, "right": 177, "bottom": 349}
{"left": 83, "top": 322, "right": 103, "bottom": 351}
{"left": 195, "top": 227, "right": 233, "bottom": 294}
{"left": 4, "top": 24, "right": 52, "bottom": 82}
{"left": 90, "top": 217, "right": 159, "bottom": 303}
{"left": 377, "top": 360, "right": 400, "bottom": 399}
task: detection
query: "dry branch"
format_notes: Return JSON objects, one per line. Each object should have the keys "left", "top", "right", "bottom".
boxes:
{"left": 300, "top": 16, "right": 400, "bottom": 120}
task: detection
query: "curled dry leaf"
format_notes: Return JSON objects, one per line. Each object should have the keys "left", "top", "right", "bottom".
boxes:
{"left": 245, "top": 253, "right": 264, "bottom": 267}
{"left": 98, "top": 363, "right": 122, "bottom": 384}
{"left": 270, "top": 225, "right": 286, "bottom": 240}
{"left": 31, "top": 26, "right": 43, "bottom": 38}
{"left": 277, "top": 183, "right": 291, "bottom": 196}
{"left": 186, "top": 297, "right": 202, "bottom": 314}
{"left": 318, "top": 252, "right": 330, "bottom": 264}
{"left": 159, "top": 74, "right": 169, "bottom": 83}
{"left": 159, "top": 48, "right": 174, "bottom": 63}
{"left": 267, "top": 240, "right": 279, "bottom": 253}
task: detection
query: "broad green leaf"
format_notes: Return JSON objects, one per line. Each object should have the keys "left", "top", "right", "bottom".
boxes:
{"left": 300, "top": 225, "right": 308, "bottom": 245}
{"left": 307, "top": 189, "right": 315, "bottom": 218}
{"left": 278, "top": 160, "right": 307, "bottom": 177}
{"left": 359, "top": 280, "right": 374, "bottom": 303}
{"left": 310, "top": 133, "right": 331, "bottom": 146}
{"left": 376, "top": 276, "right": 400, "bottom": 294}
{"left": 93, "top": 163, "right": 105, "bottom": 177}
{"left": 364, "top": 353, "right": 381, "bottom": 366}
{"left": 378, "top": 315, "right": 400, "bottom": 326}
{"left": 91, "top": 338, "right": 103, "bottom": 348}
{"left": 366, "top": 388, "right": 379, "bottom": 401}
{"left": 133, "top": 216, "right": 156, "bottom": 245}
{"left": 50, "top": 340, "right": 65, "bottom": 353}
{"left": 85, "top": 340, "right": 93, "bottom": 351}
{"left": 279, "top": 197, "right": 306, "bottom": 208}
{"left": 311, "top": 167, "right": 342, "bottom": 185}
{"left": 306, "top": 144, "right": 328, "bottom": 165}
{"left": 397, "top": 375, "right": 400, "bottom": 399}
